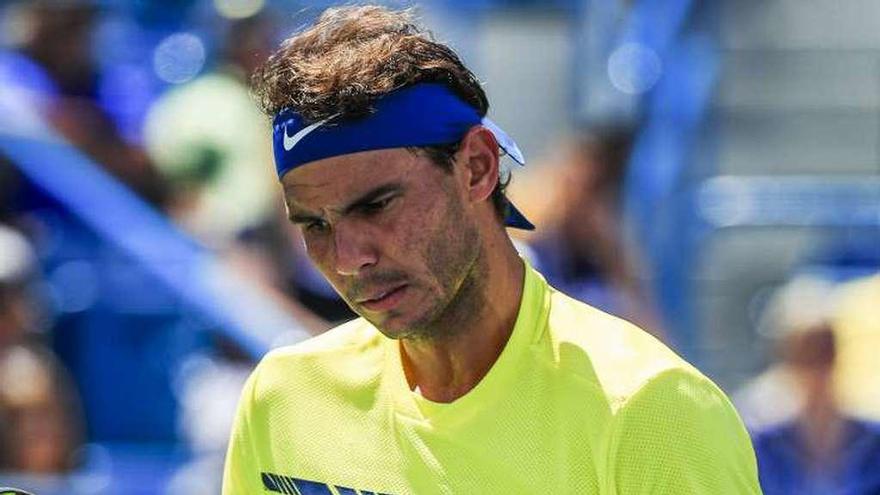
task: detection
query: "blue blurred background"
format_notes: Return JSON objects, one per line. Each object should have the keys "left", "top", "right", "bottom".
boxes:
{"left": 0, "top": 0, "right": 878, "bottom": 493}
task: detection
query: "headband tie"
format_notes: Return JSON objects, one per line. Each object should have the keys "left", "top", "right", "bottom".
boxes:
{"left": 272, "top": 83, "right": 533, "bottom": 230}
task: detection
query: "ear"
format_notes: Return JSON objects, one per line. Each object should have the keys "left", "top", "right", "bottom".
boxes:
{"left": 457, "top": 125, "right": 501, "bottom": 205}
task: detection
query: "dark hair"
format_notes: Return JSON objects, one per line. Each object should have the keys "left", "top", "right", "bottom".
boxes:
{"left": 251, "top": 5, "right": 509, "bottom": 220}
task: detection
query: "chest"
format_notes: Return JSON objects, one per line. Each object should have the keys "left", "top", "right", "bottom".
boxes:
{"left": 251, "top": 383, "right": 611, "bottom": 494}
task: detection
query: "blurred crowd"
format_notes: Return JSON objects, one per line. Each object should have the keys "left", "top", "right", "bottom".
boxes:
{"left": 731, "top": 273, "right": 880, "bottom": 494}
{"left": 0, "top": 1, "right": 878, "bottom": 494}
{"left": 0, "top": 225, "right": 81, "bottom": 474}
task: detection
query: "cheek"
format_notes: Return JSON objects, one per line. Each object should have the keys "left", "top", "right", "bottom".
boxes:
{"left": 303, "top": 234, "right": 334, "bottom": 273}
{"left": 395, "top": 193, "right": 467, "bottom": 275}
{"left": 385, "top": 201, "right": 438, "bottom": 258}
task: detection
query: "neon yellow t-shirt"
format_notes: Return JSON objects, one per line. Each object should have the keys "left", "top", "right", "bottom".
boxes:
{"left": 223, "top": 265, "right": 761, "bottom": 494}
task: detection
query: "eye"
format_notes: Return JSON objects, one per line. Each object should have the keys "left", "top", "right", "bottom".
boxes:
{"left": 304, "top": 219, "right": 330, "bottom": 234}
{"left": 360, "top": 196, "right": 394, "bottom": 215}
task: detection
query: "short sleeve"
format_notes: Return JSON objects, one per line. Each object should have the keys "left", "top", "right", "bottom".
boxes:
{"left": 222, "top": 368, "right": 264, "bottom": 495}
{"left": 606, "top": 369, "right": 762, "bottom": 494}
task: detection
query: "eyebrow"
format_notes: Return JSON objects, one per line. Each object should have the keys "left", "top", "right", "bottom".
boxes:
{"left": 288, "top": 182, "right": 403, "bottom": 224}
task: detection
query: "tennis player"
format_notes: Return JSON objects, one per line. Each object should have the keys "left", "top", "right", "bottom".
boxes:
{"left": 223, "top": 5, "right": 761, "bottom": 494}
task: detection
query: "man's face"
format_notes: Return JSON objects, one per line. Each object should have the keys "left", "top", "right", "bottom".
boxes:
{"left": 281, "top": 148, "right": 481, "bottom": 338}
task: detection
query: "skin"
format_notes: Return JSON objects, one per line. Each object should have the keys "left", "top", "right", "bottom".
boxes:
{"left": 783, "top": 328, "right": 844, "bottom": 472}
{"left": 281, "top": 127, "right": 524, "bottom": 402}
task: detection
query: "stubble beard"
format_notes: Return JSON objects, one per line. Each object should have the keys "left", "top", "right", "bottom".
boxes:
{"left": 342, "top": 219, "right": 484, "bottom": 341}
{"left": 390, "top": 201, "right": 488, "bottom": 342}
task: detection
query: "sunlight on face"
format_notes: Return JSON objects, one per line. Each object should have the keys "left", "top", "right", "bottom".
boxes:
{"left": 281, "top": 148, "right": 482, "bottom": 338}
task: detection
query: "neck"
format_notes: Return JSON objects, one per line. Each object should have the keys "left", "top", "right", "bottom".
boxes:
{"left": 400, "top": 231, "right": 525, "bottom": 403}
{"left": 799, "top": 381, "right": 844, "bottom": 469}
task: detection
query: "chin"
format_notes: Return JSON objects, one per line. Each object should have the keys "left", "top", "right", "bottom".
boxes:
{"left": 375, "top": 317, "right": 415, "bottom": 338}
{"left": 357, "top": 290, "right": 448, "bottom": 339}
{"left": 365, "top": 313, "right": 430, "bottom": 340}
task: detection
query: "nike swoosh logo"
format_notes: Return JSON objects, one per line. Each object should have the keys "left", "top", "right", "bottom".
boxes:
{"left": 283, "top": 118, "right": 331, "bottom": 151}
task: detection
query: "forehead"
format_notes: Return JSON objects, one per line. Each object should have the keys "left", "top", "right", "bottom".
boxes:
{"left": 280, "top": 148, "right": 428, "bottom": 209}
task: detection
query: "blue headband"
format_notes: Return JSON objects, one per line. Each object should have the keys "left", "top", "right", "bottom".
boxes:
{"left": 271, "top": 83, "right": 534, "bottom": 230}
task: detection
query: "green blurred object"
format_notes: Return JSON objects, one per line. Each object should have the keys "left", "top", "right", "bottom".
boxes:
{"left": 144, "top": 70, "right": 276, "bottom": 240}
{"left": 168, "top": 145, "right": 224, "bottom": 186}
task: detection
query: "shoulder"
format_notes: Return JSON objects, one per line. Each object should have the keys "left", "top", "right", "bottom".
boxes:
{"left": 544, "top": 289, "right": 760, "bottom": 490}
{"left": 842, "top": 417, "right": 880, "bottom": 451}
{"left": 247, "top": 318, "right": 385, "bottom": 400}
{"left": 604, "top": 353, "right": 752, "bottom": 470}
{"left": 613, "top": 365, "right": 747, "bottom": 444}
{"left": 545, "top": 298, "right": 760, "bottom": 491}
{"left": 547, "top": 286, "right": 750, "bottom": 424}
{"left": 606, "top": 369, "right": 760, "bottom": 493}
{"left": 545, "top": 289, "right": 698, "bottom": 412}
{"left": 751, "top": 419, "right": 797, "bottom": 446}
{"left": 749, "top": 419, "right": 798, "bottom": 471}
{"left": 264, "top": 317, "right": 381, "bottom": 359}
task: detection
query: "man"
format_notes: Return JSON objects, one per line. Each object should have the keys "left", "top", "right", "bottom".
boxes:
{"left": 743, "top": 275, "right": 880, "bottom": 494}
{"left": 0, "top": 224, "right": 82, "bottom": 474}
{"left": 224, "top": 6, "right": 760, "bottom": 494}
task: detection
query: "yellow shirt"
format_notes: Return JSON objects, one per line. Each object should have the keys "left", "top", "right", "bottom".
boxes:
{"left": 223, "top": 265, "right": 760, "bottom": 494}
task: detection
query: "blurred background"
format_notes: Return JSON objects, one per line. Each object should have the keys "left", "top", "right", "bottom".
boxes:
{"left": 0, "top": 0, "right": 877, "bottom": 493}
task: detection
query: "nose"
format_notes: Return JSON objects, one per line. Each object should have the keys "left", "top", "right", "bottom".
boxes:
{"left": 332, "top": 221, "right": 377, "bottom": 276}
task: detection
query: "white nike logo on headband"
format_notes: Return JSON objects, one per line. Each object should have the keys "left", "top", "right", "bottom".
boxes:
{"left": 283, "top": 117, "right": 333, "bottom": 151}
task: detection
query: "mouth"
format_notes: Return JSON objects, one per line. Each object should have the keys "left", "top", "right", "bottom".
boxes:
{"left": 357, "top": 284, "right": 408, "bottom": 312}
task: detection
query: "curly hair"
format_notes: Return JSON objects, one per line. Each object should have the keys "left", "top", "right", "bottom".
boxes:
{"left": 251, "top": 5, "right": 509, "bottom": 219}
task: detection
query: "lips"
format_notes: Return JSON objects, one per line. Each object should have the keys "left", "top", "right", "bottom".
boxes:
{"left": 357, "top": 284, "right": 408, "bottom": 312}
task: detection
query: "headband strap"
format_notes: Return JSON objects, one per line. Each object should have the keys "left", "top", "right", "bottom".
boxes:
{"left": 271, "top": 83, "right": 533, "bottom": 230}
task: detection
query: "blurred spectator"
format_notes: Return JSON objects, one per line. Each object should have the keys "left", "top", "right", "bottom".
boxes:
{"left": 6, "top": 1, "right": 168, "bottom": 206}
{"left": 743, "top": 275, "right": 880, "bottom": 495}
{"left": 526, "top": 128, "right": 661, "bottom": 333}
{"left": 143, "top": 13, "right": 353, "bottom": 324}
{"left": 0, "top": 224, "right": 82, "bottom": 474}
{"left": 143, "top": 15, "right": 277, "bottom": 242}
{"left": 140, "top": 14, "right": 345, "bottom": 491}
